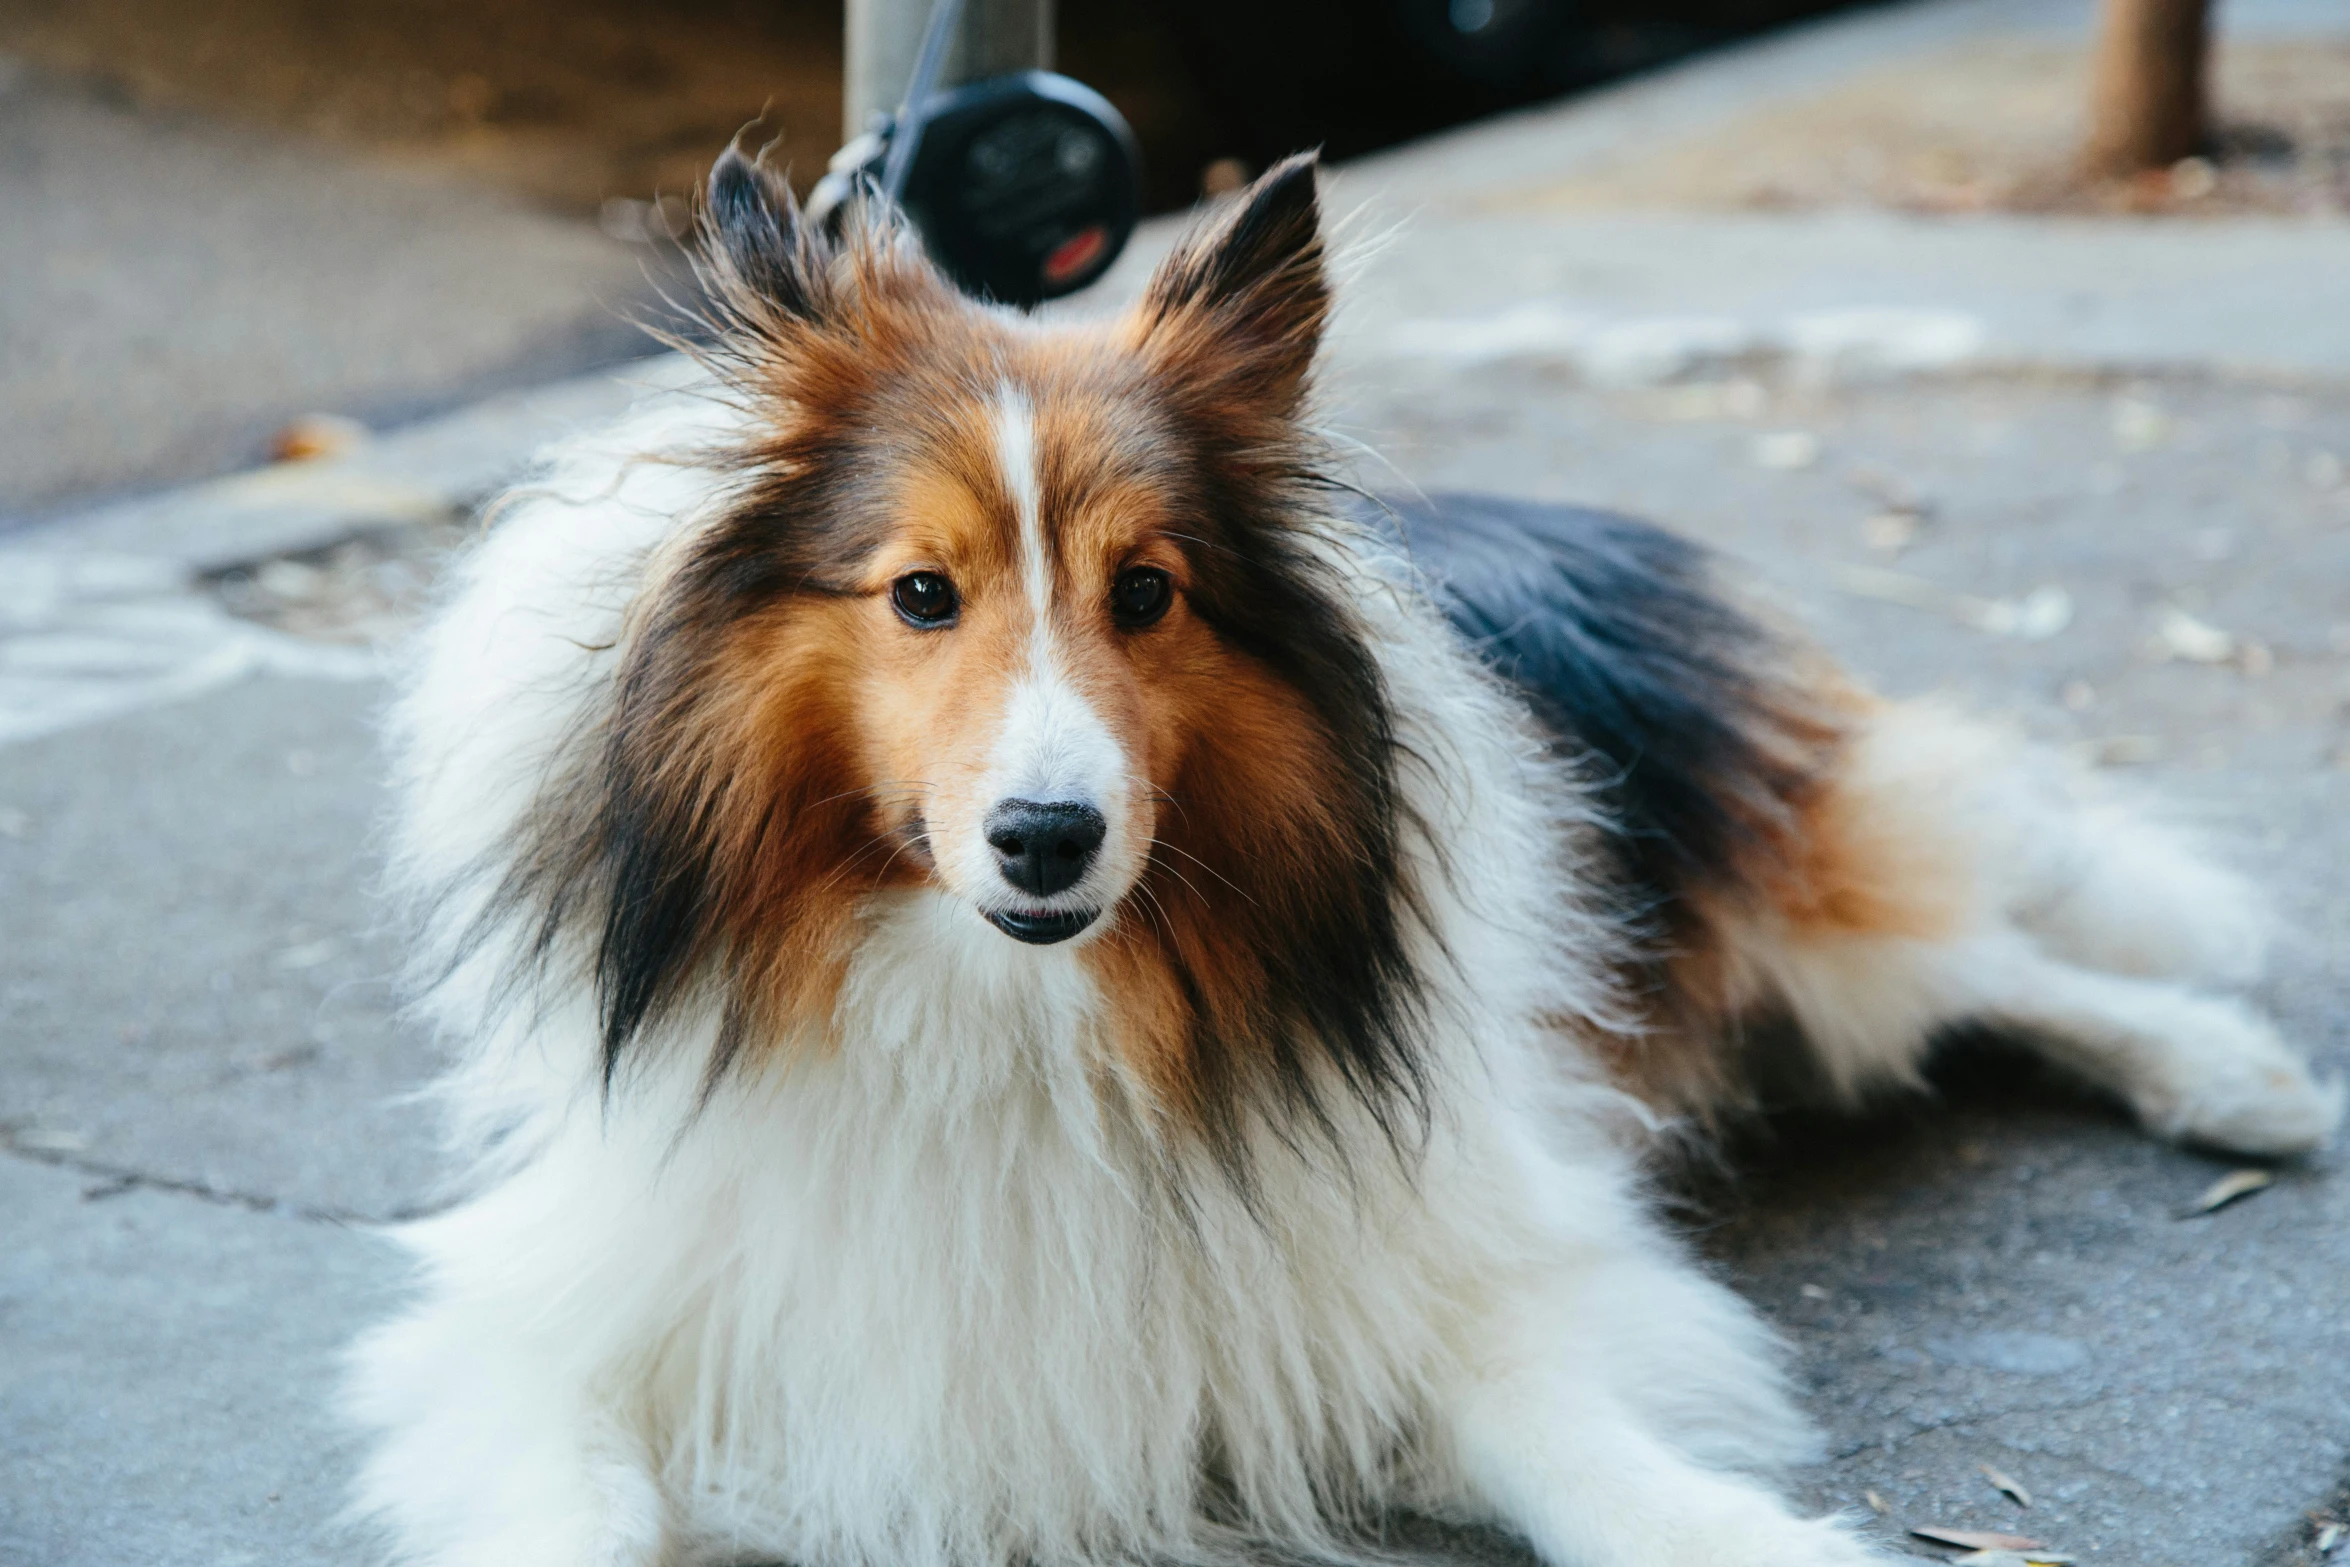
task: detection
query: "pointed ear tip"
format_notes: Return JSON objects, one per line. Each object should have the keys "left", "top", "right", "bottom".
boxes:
{"left": 706, "top": 158, "right": 742, "bottom": 209}
{"left": 711, "top": 145, "right": 786, "bottom": 211}
{"left": 1249, "top": 152, "right": 1323, "bottom": 226}
{"left": 1267, "top": 151, "right": 1320, "bottom": 188}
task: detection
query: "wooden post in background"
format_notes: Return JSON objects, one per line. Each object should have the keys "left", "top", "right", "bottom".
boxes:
{"left": 2082, "top": 0, "right": 2213, "bottom": 178}
{"left": 844, "top": 0, "right": 1054, "bottom": 140}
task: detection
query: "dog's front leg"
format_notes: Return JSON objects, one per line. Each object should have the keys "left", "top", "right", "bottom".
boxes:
{"left": 1429, "top": 1270, "right": 1882, "bottom": 1567}
{"left": 349, "top": 1304, "right": 669, "bottom": 1567}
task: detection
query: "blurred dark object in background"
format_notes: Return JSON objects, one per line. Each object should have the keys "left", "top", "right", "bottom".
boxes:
{"left": 1102, "top": 0, "right": 1865, "bottom": 208}
{"left": 0, "top": 0, "right": 1871, "bottom": 224}
{"left": 812, "top": 68, "right": 1144, "bottom": 305}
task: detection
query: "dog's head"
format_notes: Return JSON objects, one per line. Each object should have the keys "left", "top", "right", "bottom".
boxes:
{"left": 568, "top": 151, "right": 1425, "bottom": 1155}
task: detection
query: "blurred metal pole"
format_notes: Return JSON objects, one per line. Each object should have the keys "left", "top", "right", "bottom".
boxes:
{"left": 2082, "top": 0, "right": 2210, "bottom": 177}
{"left": 844, "top": 0, "right": 1054, "bottom": 140}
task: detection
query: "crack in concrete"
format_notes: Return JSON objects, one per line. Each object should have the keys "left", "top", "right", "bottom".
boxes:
{"left": 1828, "top": 1405, "right": 2236, "bottom": 1511}
{"left": 1826, "top": 1394, "right": 2108, "bottom": 1463}
{"left": 1841, "top": 1391, "right": 2350, "bottom": 1550}
{"left": 1831, "top": 1376, "right": 2350, "bottom": 1468}
{"left": 1, "top": 1136, "right": 439, "bottom": 1225}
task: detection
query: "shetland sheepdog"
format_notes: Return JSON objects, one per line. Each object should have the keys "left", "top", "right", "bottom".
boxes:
{"left": 349, "top": 151, "right": 2339, "bottom": 1567}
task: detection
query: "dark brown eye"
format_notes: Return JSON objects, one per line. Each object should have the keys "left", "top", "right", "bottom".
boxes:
{"left": 1111, "top": 567, "right": 1173, "bottom": 628}
{"left": 890, "top": 572, "right": 958, "bottom": 627}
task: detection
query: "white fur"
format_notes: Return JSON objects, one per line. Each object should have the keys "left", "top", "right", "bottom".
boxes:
{"left": 993, "top": 384, "right": 1050, "bottom": 621}
{"left": 1714, "top": 701, "right": 2341, "bottom": 1155}
{"left": 350, "top": 377, "right": 2330, "bottom": 1567}
{"left": 928, "top": 382, "right": 1135, "bottom": 924}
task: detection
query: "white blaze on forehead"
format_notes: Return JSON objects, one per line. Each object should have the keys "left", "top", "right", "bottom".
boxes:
{"left": 986, "top": 380, "right": 1108, "bottom": 799}
{"left": 967, "top": 382, "right": 1128, "bottom": 900}
{"left": 991, "top": 385, "right": 1051, "bottom": 623}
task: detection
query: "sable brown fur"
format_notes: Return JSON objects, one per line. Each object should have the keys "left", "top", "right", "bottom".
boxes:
{"left": 354, "top": 142, "right": 2337, "bottom": 1567}
{"left": 1382, "top": 490, "right": 1953, "bottom": 1123}
{"left": 501, "top": 146, "right": 2021, "bottom": 1154}
{"left": 503, "top": 150, "right": 1432, "bottom": 1174}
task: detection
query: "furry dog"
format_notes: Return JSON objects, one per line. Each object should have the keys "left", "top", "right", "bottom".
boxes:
{"left": 349, "top": 151, "right": 2340, "bottom": 1567}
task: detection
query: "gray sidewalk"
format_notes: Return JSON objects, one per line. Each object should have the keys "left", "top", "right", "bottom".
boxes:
{"left": 0, "top": 56, "right": 677, "bottom": 524}
{"left": 6, "top": 0, "right": 2350, "bottom": 1562}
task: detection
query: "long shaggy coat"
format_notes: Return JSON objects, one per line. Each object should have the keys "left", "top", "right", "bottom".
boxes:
{"left": 347, "top": 152, "right": 2337, "bottom": 1567}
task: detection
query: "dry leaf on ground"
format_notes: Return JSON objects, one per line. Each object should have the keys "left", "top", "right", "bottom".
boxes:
{"left": 1912, "top": 1526, "right": 2046, "bottom": 1551}
{"left": 1961, "top": 585, "right": 2072, "bottom": 640}
{"left": 269, "top": 412, "right": 369, "bottom": 463}
{"left": 2112, "top": 399, "right": 2171, "bottom": 450}
{"left": 1754, "top": 430, "right": 1822, "bottom": 469}
{"left": 2177, "top": 1167, "right": 2275, "bottom": 1217}
{"left": 2153, "top": 605, "right": 2237, "bottom": 663}
{"left": 2073, "top": 734, "right": 2159, "bottom": 768}
{"left": 1863, "top": 510, "right": 1924, "bottom": 552}
{"left": 1979, "top": 1463, "right": 2032, "bottom": 1507}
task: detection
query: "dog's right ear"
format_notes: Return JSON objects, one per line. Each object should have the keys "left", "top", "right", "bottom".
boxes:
{"left": 1135, "top": 153, "right": 1328, "bottom": 419}
{"left": 702, "top": 146, "right": 829, "bottom": 324}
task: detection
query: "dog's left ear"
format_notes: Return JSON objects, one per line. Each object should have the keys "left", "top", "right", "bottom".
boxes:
{"left": 1136, "top": 152, "right": 1328, "bottom": 416}
{"left": 702, "top": 145, "right": 831, "bottom": 324}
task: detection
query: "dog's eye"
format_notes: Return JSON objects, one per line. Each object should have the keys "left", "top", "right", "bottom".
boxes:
{"left": 1110, "top": 567, "right": 1173, "bottom": 628}
{"left": 891, "top": 573, "right": 958, "bottom": 627}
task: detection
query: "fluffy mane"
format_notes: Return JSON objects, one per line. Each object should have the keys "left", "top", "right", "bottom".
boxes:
{"left": 465, "top": 152, "right": 1440, "bottom": 1182}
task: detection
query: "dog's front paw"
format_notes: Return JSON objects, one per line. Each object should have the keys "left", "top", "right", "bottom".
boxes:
{"left": 1596, "top": 1494, "right": 1885, "bottom": 1567}
{"left": 2176, "top": 1063, "right": 2344, "bottom": 1157}
{"left": 2132, "top": 1010, "right": 2345, "bottom": 1156}
{"left": 1691, "top": 1509, "right": 1887, "bottom": 1567}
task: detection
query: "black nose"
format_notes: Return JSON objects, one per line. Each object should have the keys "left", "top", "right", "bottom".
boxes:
{"left": 985, "top": 799, "right": 1106, "bottom": 898}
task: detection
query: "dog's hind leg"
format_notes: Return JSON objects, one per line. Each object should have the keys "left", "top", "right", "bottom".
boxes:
{"left": 1996, "top": 778, "right": 2274, "bottom": 987}
{"left": 1714, "top": 699, "right": 2340, "bottom": 1156}
{"left": 1965, "top": 942, "right": 2341, "bottom": 1153}
{"left": 1886, "top": 699, "right": 2277, "bottom": 987}
{"left": 1749, "top": 923, "right": 2341, "bottom": 1157}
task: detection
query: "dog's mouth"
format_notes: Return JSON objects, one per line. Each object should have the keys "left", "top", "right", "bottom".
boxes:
{"left": 985, "top": 907, "right": 1100, "bottom": 946}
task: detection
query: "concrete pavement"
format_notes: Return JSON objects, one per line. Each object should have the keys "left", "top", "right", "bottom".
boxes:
{"left": 1, "top": 675, "right": 415, "bottom": 1565}
{"left": 1349, "top": 366, "right": 2350, "bottom": 1564}
{"left": 7, "top": 0, "right": 2350, "bottom": 1561}
{"left": 0, "top": 57, "right": 675, "bottom": 523}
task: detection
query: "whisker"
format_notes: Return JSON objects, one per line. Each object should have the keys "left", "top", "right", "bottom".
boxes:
{"left": 1145, "top": 850, "right": 1215, "bottom": 911}
{"left": 1125, "top": 878, "right": 1177, "bottom": 944}
{"left": 1118, "top": 770, "right": 1190, "bottom": 828}
{"left": 864, "top": 838, "right": 917, "bottom": 889}
{"left": 1150, "top": 838, "right": 1252, "bottom": 903}
{"left": 807, "top": 831, "right": 919, "bottom": 900}
{"left": 800, "top": 780, "right": 938, "bottom": 811}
